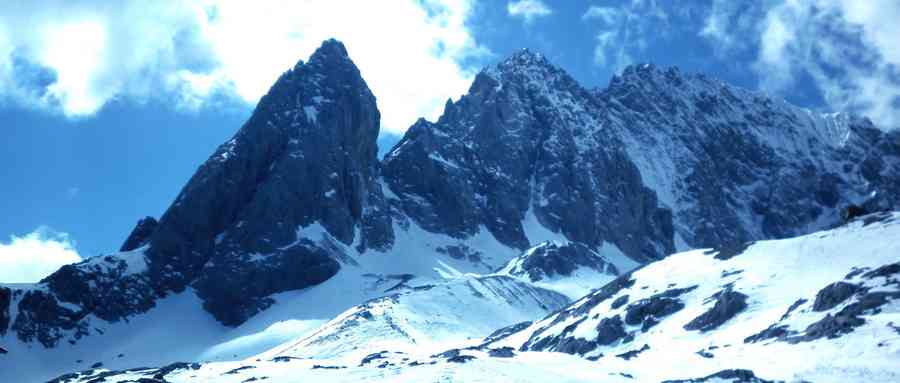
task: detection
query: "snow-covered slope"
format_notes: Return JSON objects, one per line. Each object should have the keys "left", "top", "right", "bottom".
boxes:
{"left": 258, "top": 274, "right": 568, "bottom": 361}
{"left": 490, "top": 211, "right": 900, "bottom": 382}
{"left": 47, "top": 212, "right": 900, "bottom": 383}
{"left": 0, "top": 218, "right": 566, "bottom": 382}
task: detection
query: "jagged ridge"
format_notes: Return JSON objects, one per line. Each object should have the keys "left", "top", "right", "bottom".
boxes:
{"left": 1, "top": 41, "right": 898, "bottom": 357}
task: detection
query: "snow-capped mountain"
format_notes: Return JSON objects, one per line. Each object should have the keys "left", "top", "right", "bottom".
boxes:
{"left": 382, "top": 49, "right": 675, "bottom": 263}
{"left": 597, "top": 64, "right": 900, "bottom": 249}
{"left": 46, "top": 212, "right": 900, "bottom": 382}
{"left": 1, "top": 40, "right": 898, "bottom": 382}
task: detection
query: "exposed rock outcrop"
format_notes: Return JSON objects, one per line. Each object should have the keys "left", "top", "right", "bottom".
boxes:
{"left": 119, "top": 216, "right": 158, "bottom": 252}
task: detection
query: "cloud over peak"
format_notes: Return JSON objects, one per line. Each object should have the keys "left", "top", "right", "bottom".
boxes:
{"left": 0, "top": 1, "right": 488, "bottom": 134}
{"left": 582, "top": 1, "right": 669, "bottom": 73}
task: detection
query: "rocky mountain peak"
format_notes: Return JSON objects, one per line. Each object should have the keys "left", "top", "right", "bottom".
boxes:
{"left": 311, "top": 38, "right": 350, "bottom": 61}
{"left": 618, "top": 63, "right": 680, "bottom": 80}
{"left": 602, "top": 63, "right": 705, "bottom": 100}
{"left": 161, "top": 37, "right": 393, "bottom": 325}
{"left": 145, "top": 37, "right": 385, "bottom": 291}
{"left": 119, "top": 216, "right": 157, "bottom": 252}
{"left": 384, "top": 47, "right": 675, "bottom": 264}
{"left": 502, "top": 48, "right": 551, "bottom": 68}
{"left": 469, "top": 48, "right": 575, "bottom": 100}
{"left": 2, "top": 39, "right": 396, "bottom": 338}
{"left": 298, "top": 39, "right": 356, "bottom": 75}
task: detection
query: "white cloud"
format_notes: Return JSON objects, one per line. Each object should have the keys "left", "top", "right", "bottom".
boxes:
{"left": 698, "top": 0, "right": 755, "bottom": 53}
{"left": 591, "top": 31, "right": 633, "bottom": 72}
{"left": 582, "top": 1, "right": 666, "bottom": 72}
{"left": 0, "top": 0, "right": 488, "bottom": 133}
{"left": 0, "top": 2, "right": 202, "bottom": 117}
{"left": 507, "top": 0, "right": 552, "bottom": 24}
{"left": 0, "top": 227, "right": 81, "bottom": 283}
{"left": 699, "top": 0, "right": 900, "bottom": 130}
{"left": 582, "top": 7, "right": 621, "bottom": 24}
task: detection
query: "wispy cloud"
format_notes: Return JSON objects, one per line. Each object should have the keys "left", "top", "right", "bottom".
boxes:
{"left": 507, "top": 0, "right": 553, "bottom": 24}
{"left": 582, "top": 1, "right": 668, "bottom": 73}
{"left": 0, "top": 1, "right": 489, "bottom": 134}
{"left": 582, "top": 6, "right": 621, "bottom": 24}
{"left": 0, "top": 226, "right": 81, "bottom": 283}
{"left": 699, "top": 0, "right": 900, "bottom": 129}
{"left": 698, "top": 1, "right": 763, "bottom": 55}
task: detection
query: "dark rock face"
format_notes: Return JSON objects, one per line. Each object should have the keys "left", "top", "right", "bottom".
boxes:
{"left": 862, "top": 262, "right": 900, "bottom": 279}
{"left": 594, "top": 315, "right": 628, "bottom": 345}
{"left": 792, "top": 290, "right": 900, "bottom": 343}
{"left": 436, "top": 245, "right": 483, "bottom": 263}
{"left": 224, "top": 366, "right": 255, "bottom": 375}
{"left": 447, "top": 354, "right": 477, "bottom": 364}
{"left": 842, "top": 205, "right": 868, "bottom": 221}
{"left": 360, "top": 351, "right": 389, "bottom": 366}
{"left": 120, "top": 216, "right": 158, "bottom": 251}
{"left": 780, "top": 298, "right": 807, "bottom": 321}
{"left": 705, "top": 242, "right": 755, "bottom": 261}
{"left": 382, "top": 51, "right": 675, "bottom": 263}
{"left": 153, "top": 362, "right": 202, "bottom": 379}
{"left": 548, "top": 320, "right": 602, "bottom": 355}
{"left": 47, "top": 362, "right": 202, "bottom": 383}
{"left": 4, "top": 252, "right": 159, "bottom": 347}
{"left": 434, "top": 348, "right": 478, "bottom": 363}
{"left": 519, "top": 272, "right": 639, "bottom": 354}
{"left": 662, "top": 369, "right": 775, "bottom": 383}
{"left": 0, "top": 287, "right": 10, "bottom": 335}
{"left": 11, "top": 290, "right": 89, "bottom": 347}
{"left": 683, "top": 289, "right": 749, "bottom": 332}
{"left": 488, "top": 347, "right": 515, "bottom": 358}
{"left": 158, "top": 39, "right": 391, "bottom": 324}
{"left": 42, "top": 258, "right": 157, "bottom": 324}
{"left": 193, "top": 243, "right": 340, "bottom": 326}
{"left": 596, "top": 64, "right": 900, "bottom": 249}
{"left": 812, "top": 282, "right": 862, "bottom": 311}
{"left": 789, "top": 262, "right": 900, "bottom": 342}
{"left": 615, "top": 344, "right": 649, "bottom": 360}
{"left": 745, "top": 260, "right": 900, "bottom": 344}
{"left": 744, "top": 324, "right": 792, "bottom": 344}
{"left": 311, "top": 364, "right": 346, "bottom": 370}
{"left": 610, "top": 295, "right": 629, "bottom": 309}
{"left": 503, "top": 241, "right": 619, "bottom": 281}
{"left": 624, "top": 286, "right": 697, "bottom": 331}
{"left": 480, "top": 321, "right": 533, "bottom": 346}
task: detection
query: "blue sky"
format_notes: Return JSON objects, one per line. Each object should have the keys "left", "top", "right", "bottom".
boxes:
{"left": 1, "top": 0, "right": 899, "bottom": 281}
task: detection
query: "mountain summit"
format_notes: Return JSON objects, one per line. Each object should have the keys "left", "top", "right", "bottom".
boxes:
{"left": 2, "top": 40, "right": 898, "bottom": 382}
